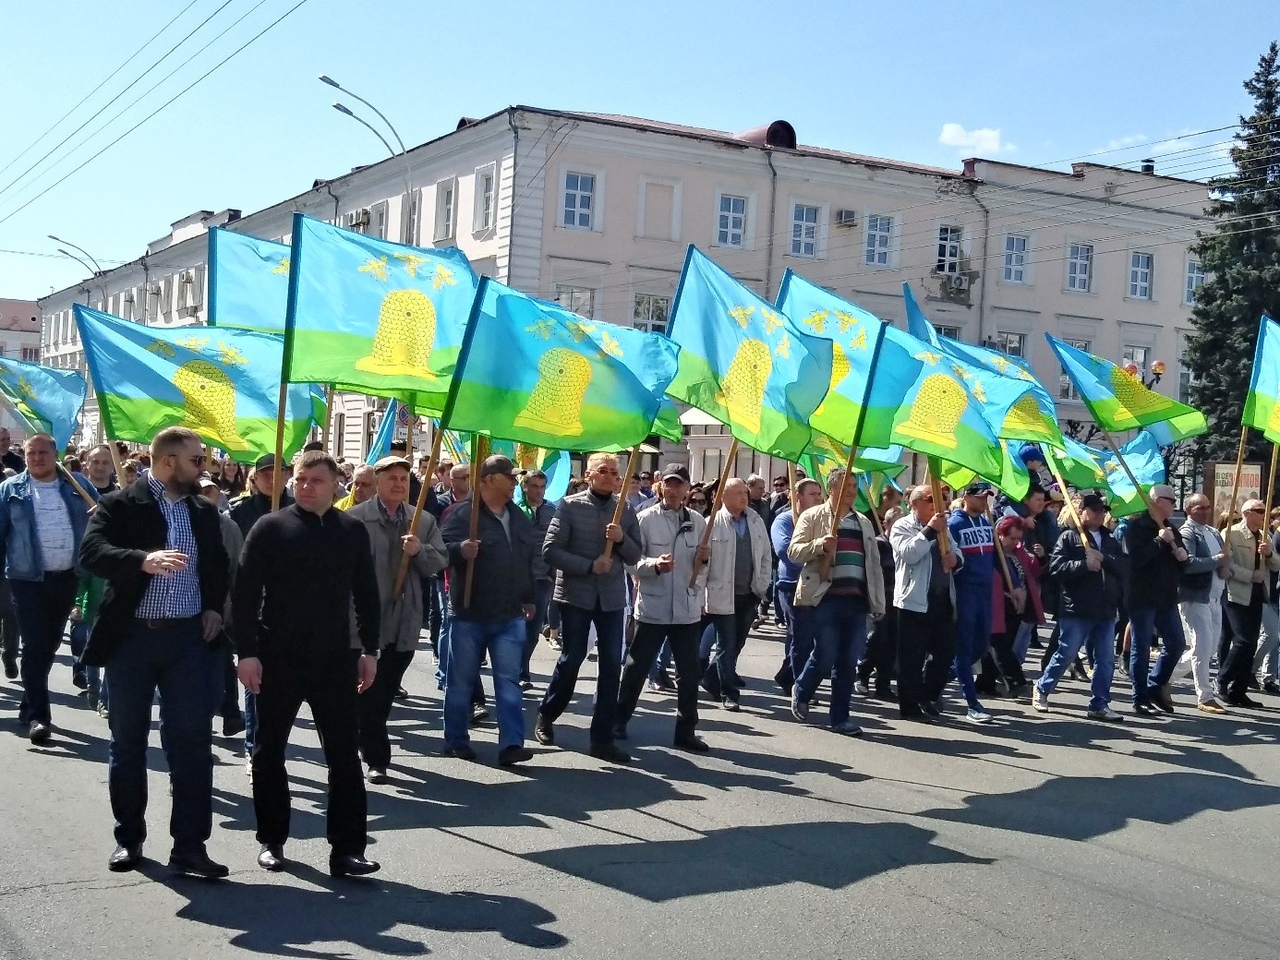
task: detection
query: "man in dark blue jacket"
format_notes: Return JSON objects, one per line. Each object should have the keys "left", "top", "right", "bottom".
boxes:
{"left": 948, "top": 483, "right": 996, "bottom": 724}
{"left": 1033, "top": 494, "right": 1125, "bottom": 721}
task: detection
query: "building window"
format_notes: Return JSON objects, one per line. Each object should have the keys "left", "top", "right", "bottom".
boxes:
{"left": 1002, "top": 234, "right": 1029, "bottom": 283}
{"left": 1129, "top": 252, "right": 1153, "bottom": 300}
{"left": 402, "top": 193, "right": 419, "bottom": 245}
{"left": 1178, "top": 339, "right": 1199, "bottom": 405}
{"left": 717, "top": 194, "right": 747, "bottom": 247}
{"left": 1059, "top": 338, "right": 1090, "bottom": 400}
{"left": 936, "top": 225, "right": 962, "bottom": 274}
{"left": 563, "top": 172, "right": 595, "bottom": 229}
{"left": 864, "top": 214, "right": 892, "bottom": 266}
{"left": 633, "top": 293, "right": 670, "bottom": 334}
{"left": 434, "top": 178, "right": 456, "bottom": 242}
{"left": 993, "top": 331, "right": 1027, "bottom": 358}
{"left": 332, "top": 413, "right": 345, "bottom": 459}
{"left": 1122, "top": 344, "right": 1149, "bottom": 375}
{"left": 474, "top": 165, "right": 495, "bottom": 232}
{"left": 937, "top": 324, "right": 961, "bottom": 340}
{"left": 1185, "top": 259, "right": 1205, "bottom": 305}
{"left": 790, "top": 204, "right": 819, "bottom": 257}
{"left": 21, "top": 347, "right": 38, "bottom": 362}
{"left": 1067, "top": 243, "right": 1093, "bottom": 292}
{"left": 555, "top": 284, "right": 595, "bottom": 318}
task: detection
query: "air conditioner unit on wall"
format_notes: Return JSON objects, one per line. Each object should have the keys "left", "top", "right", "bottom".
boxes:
{"left": 949, "top": 274, "right": 970, "bottom": 291}
{"left": 834, "top": 209, "right": 858, "bottom": 227}
{"left": 345, "top": 208, "right": 371, "bottom": 231}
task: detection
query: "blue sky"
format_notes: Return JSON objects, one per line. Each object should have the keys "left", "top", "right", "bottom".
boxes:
{"left": 1, "top": 0, "right": 1276, "bottom": 300}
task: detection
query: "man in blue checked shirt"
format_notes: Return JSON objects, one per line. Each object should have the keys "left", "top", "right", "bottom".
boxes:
{"left": 79, "top": 427, "right": 231, "bottom": 880}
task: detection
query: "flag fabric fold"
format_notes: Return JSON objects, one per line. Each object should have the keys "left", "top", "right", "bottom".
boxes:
{"left": 367, "top": 399, "right": 402, "bottom": 464}
{"left": 0, "top": 357, "right": 86, "bottom": 450}
{"left": 441, "top": 278, "right": 679, "bottom": 452}
{"left": 74, "top": 305, "right": 318, "bottom": 463}
{"left": 667, "top": 248, "right": 832, "bottom": 461}
{"left": 1047, "top": 334, "right": 1207, "bottom": 437}
{"left": 207, "top": 228, "right": 291, "bottom": 334}
{"left": 1243, "top": 314, "right": 1280, "bottom": 444}
{"left": 1100, "top": 430, "right": 1167, "bottom": 517}
{"left": 283, "top": 214, "right": 480, "bottom": 416}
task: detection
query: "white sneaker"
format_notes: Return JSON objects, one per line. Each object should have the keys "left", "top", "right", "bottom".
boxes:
{"left": 966, "top": 707, "right": 993, "bottom": 724}
{"left": 1031, "top": 689, "right": 1049, "bottom": 713}
{"left": 853, "top": 680, "right": 869, "bottom": 696}
{"left": 1087, "top": 706, "right": 1125, "bottom": 723}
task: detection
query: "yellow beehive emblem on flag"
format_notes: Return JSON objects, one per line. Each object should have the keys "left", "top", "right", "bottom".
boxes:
{"left": 814, "top": 341, "right": 850, "bottom": 418}
{"left": 1108, "top": 367, "right": 1173, "bottom": 420}
{"left": 1002, "top": 393, "right": 1050, "bottom": 437}
{"left": 355, "top": 289, "right": 438, "bottom": 379}
{"left": 1268, "top": 382, "right": 1280, "bottom": 436}
{"left": 896, "top": 374, "right": 965, "bottom": 449}
{"left": 514, "top": 443, "right": 541, "bottom": 470}
{"left": 513, "top": 348, "right": 591, "bottom": 437}
{"left": 715, "top": 339, "right": 771, "bottom": 435}
{"left": 174, "top": 360, "right": 250, "bottom": 451}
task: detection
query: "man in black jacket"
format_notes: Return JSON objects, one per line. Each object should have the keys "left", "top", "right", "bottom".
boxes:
{"left": 233, "top": 450, "right": 382, "bottom": 878}
{"left": 1033, "top": 494, "right": 1125, "bottom": 721}
{"left": 229, "top": 454, "right": 293, "bottom": 539}
{"left": 440, "top": 455, "right": 536, "bottom": 765}
{"left": 78, "top": 427, "right": 230, "bottom": 878}
{"left": 1123, "top": 485, "right": 1189, "bottom": 716}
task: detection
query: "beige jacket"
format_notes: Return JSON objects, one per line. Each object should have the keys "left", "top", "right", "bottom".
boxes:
{"left": 787, "top": 503, "right": 885, "bottom": 617}
{"left": 1225, "top": 521, "right": 1280, "bottom": 605}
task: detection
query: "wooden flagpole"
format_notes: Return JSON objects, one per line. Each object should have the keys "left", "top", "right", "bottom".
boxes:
{"left": 320, "top": 385, "right": 335, "bottom": 449}
{"left": 1224, "top": 424, "right": 1250, "bottom": 529}
{"left": 1044, "top": 451, "right": 1085, "bottom": 533}
{"left": 462, "top": 433, "right": 488, "bottom": 608}
{"left": 601, "top": 447, "right": 640, "bottom": 560}
{"left": 820, "top": 444, "right": 861, "bottom": 580}
{"left": 788, "top": 462, "right": 799, "bottom": 521}
{"left": 391, "top": 428, "right": 444, "bottom": 597}
{"left": 925, "top": 456, "right": 952, "bottom": 553}
{"left": 1100, "top": 429, "right": 1157, "bottom": 518}
{"left": 689, "top": 437, "right": 738, "bottom": 588}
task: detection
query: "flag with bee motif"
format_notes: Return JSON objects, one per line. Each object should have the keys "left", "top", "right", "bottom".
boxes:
{"left": 440, "top": 278, "right": 679, "bottom": 451}
{"left": 283, "top": 213, "right": 479, "bottom": 416}
{"left": 667, "top": 248, "right": 833, "bottom": 461}
{"left": 1046, "top": 334, "right": 1207, "bottom": 437}
{"left": 74, "top": 305, "right": 320, "bottom": 463}
{"left": 904, "top": 282, "right": 1064, "bottom": 449}
{"left": 207, "top": 228, "right": 292, "bottom": 334}
{"left": 0, "top": 356, "right": 86, "bottom": 450}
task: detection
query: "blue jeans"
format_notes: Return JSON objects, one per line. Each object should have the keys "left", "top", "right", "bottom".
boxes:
{"left": 11, "top": 570, "right": 79, "bottom": 726}
{"left": 106, "top": 617, "right": 217, "bottom": 855}
{"left": 1037, "top": 615, "right": 1116, "bottom": 711}
{"left": 540, "top": 602, "right": 624, "bottom": 745}
{"left": 794, "top": 594, "right": 868, "bottom": 727}
{"left": 647, "top": 639, "right": 673, "bottom": 682}
{"left": 446, "top": 617, "right": 526, "bottom": 749}
{"left": 952, "top": 584, "right": 993, "bottom": 709}
{"left": 1012, "top": 621, "right": 1036, "bottom": 663}
{"left": 774, "top": 581, "right": 797, "bottom": 687}
{"left": 435, "top": 591, "right": 454, "bottom": 690}
{"left": 521, "top": 579, "right": 554, "bottom": 682}
{"left": 244, "top": 691, "right": 258, "bottom": 754}
{"left": 706, "top": 593, "right": 756, "bottom": 702}
{"left": 1128, "top": 604, "right": 1187, "bottom": 703}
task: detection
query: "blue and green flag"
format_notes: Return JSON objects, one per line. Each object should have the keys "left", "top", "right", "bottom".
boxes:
{"left": 207, "top": 228, "right": 291, "bottom": 334}
{"left": 441, "top": 278, "right": 679, "bottom": 452}
{"left": 1099, "top": 429, "right": 1167, "bottom": 517}
{"left": 667, "top": 248, "right": 833, "bottom": 461}
{"left": 1047, "top": 334, "right": 1207, "bottom": 439}
{"left": 1242, "top": 314, "right": 1280, "bottom": 444}
{"left": 1052, "top": 437, "right": 1111, "bottom": 491}
{"left": 74, "top": 305, "right": 321, "bottom": 463}
{"left": 0, "top": 357, "right": 86, "bottom": 450}
{"left": 283, "top": 214, "right": 479, "bottom": 416}
{"left": 904, "top": 282, "right": 1063, "bottom": 449}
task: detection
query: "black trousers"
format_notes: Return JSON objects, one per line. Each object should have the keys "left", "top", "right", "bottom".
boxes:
{"left": 896, "top": 598, "right": 954, "bottom": 712}
{"left": 252, "top": 650, "right": 366, "bottom": 856}
{"left": 618, "top": 621, "right": 701, "bottom": 741}
{"left": 858, "top": 605, "right": 898, "bottom": 689}
{"left": 980, "top": 601, "right": 1027, "bottom": 691}
{"left": 0, "top": 578, "right": 18, "bottom": 668}
{"left": 358, "top": 648, "right": 414, "bottom": 769}
{"left": 1222, "top": 591, "right": 1264, "bottom": 699}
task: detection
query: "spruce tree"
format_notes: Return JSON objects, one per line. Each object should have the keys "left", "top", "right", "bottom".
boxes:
{"left": 1186, "top": 41, "right": 1280, "bottom": 464}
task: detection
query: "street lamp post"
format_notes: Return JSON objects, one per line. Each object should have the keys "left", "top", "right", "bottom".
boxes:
{"left": 56, "top": 248, "right": 104, "bottom": 305}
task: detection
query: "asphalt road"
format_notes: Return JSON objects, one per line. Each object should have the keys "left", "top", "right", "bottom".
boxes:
{"left": 2, "top": 622, "right": 1278, "bottom": 960}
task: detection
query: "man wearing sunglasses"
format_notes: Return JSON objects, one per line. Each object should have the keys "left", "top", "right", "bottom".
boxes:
{"left": 1219, "top": 497, "right": 1280, "bottom": 708}
{"left": 1123, "top": 484, "right": 1189, "bottom": 716}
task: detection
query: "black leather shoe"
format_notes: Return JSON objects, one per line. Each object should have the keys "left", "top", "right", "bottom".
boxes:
{"left": 588, "top": 742, "right": 632, "bottom": 764}
{"left": 169, "top": 850, "right": 229, "bottom": 879}
{"left": 1226, "top": 694, "right": 1264, "bottom": 709}
{"left": 441, "top": 744, "right": 477, "bottom": 761}
{"left": 28, "top": 721, "right": 50, "bottom": 745}
{"left": 1263, "top": 679, "right": 1280, "bottom": 696}
{"left": 329, "top": 853, "right": 380, "bottom": 878}
{"left": 899, "top": 708, "right": 935, "bottom": 723}
{"left": 612, "top": 724, "right": 628, "bottom": 741}
{"left": 1151, "top": 686, "right": 1175, "bottom": 713}
{"left": 497, "top": 745, "right": 533, "bottom": 766}
{"left": 257, "top": 844, "right": 286, "bottom": 872}
{"left": 222, "top": 713, "right": 246, "bottom": 737}
{"left": 1, "top": 657, "right": 16, "bottom": 680}
{"left": 920, "top": 701, "right": 943, "bottom": 718}
{"left": 674, "top": 735, "right": 710, "bottom": 753}
{"left": 108, "top": 844, "right": 143, "bottom": 872}
{"left": 534, "top": 716, "right": 555, "bottom": 746}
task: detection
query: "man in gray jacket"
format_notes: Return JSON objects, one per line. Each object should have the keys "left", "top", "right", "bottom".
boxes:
{"left": 536, "top": 452, "right": 642, "bottom": 763}
{"left": 347, "top": 457, "right": 448, "bottom": 781}
{"left": 889, "top": 485, "right": 961, "bottom": 722}
{"left": 1174, "top": 494, "right": 1230, "bottom": 714}
{"left": 615, "top": 465, "right": 710, "bottom": 751}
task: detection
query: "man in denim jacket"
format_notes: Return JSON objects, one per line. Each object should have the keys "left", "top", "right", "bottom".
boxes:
{"left": 0, "top": 433, "right": 97, "bottom": 744}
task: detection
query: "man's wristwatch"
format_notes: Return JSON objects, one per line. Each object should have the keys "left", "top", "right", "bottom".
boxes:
{"left": 361, "top": 650, "right": 380, "bottom": 661}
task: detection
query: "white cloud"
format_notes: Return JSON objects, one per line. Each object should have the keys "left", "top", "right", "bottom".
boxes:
{"left": 938, "top": 123, "right": 1015, "bottom": 155}
{"left": 1099, "top": 133, "right": 1148, "bottom": 153}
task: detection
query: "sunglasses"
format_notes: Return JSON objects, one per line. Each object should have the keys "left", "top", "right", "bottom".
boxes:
{"left": 689, "top": 497, "right": 707, "bottom": 505}
{"left": 1247, "top": 507, "right": 1265, "bottom": 514}
{"left": 1157, "top": 496, "right": 1177, "bottom": 505}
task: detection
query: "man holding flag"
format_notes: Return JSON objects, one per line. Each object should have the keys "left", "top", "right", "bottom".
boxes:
{"left": 948, "top": 483, "right": 998, "bottom": 724}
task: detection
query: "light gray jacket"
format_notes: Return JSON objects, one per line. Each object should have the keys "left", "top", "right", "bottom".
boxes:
{"left": 1177, "top": 517, "right": 1226, "bottom": 605}
{"left": 629, "top": 503, "right": 707, "bottom": 625}
{"left": 705, "top": 506, "right": 772, "bottom": 615}
{"left": 788, "top": 503, "right": 885, "bottom": 616}
{"left": 544, "top": 489, "right": 642, "bottom": 612}
{"left": 889, "top": 513, "right": 963, "bottom": 614}
{"left": 347, "top": 497, "right": 447, "bottom": 652}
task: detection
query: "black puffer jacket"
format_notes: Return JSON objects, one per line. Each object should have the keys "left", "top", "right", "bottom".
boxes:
{"left": 1123, "top": 512, "right": 1187, "bottom": 609}
{"left": 1049, "top": 526, "right": 1126, "bottom": 621}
